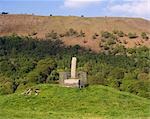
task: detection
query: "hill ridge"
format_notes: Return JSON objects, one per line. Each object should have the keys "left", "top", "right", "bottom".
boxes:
{"left": 0, "top": 14, "right": 150, "bottom": 52}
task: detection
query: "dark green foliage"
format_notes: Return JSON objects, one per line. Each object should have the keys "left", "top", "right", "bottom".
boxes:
{"left": 26, "top": 58, "right": 57, "bottom": 83}
{"left": 0, "top": 35, "right": 149, "bottom": 98}
{"left": 128, "top": 32, "right": 138, "bottom": 39}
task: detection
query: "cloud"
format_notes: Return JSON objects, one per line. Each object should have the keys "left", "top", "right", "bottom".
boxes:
{"left": 63, "top": 0, "right": 101, "bottom": 9}
{"left": 108, "top": 0, "right": 150, "bottom": 18}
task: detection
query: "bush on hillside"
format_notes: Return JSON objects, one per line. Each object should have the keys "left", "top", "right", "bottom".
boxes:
{"left": 106, "top": 39, "right": 116, "bottom": 45}
{"left": 103, "top": 44, "right": 110, "bottom": 50}
{"left": 101, "top": 31, "right": 111, "bottom": 38}
{"left": 112, "top": 30, "right": 119, "bottom": 34}
{"left": 112, "top": 45, "right": 126, "bottom": 55}
{"left": 128, "top": 33, "right": 138, "bottom": 39}
{"left": 92, "top": 34, "right": 97, "bottom": 39}
{"left": 68, "top": 28, "right": 78, "bottom": 36}
{"left": 141, "top": 32, "right": 149, "bottom": 40}
{"left": 92, "top": 33, "right": 99, "bottom": 40}
{"left": 46, "top": 30, "right": 58, "bottom": 39}
{"left": 0, "top": 76, "right": 19, "bottom": 95}
{"left": 79, "top": 30, "right": 85, "bottom": 37}
{"left": 117, "top": 31, "right": 124, "bottom": 37}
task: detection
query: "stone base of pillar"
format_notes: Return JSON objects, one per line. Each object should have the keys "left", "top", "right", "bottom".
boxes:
{"left": 64, "top": 79, "right": 79, "bottom": 87}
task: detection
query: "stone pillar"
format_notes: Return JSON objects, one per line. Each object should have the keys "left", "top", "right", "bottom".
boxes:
{"left": 71, "top": 57, "right": 77, "bottom": 79}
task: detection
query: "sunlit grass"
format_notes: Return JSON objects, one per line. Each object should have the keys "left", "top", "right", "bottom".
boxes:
{"left": 0, "top": 84, "right": 149, "bottom": 119}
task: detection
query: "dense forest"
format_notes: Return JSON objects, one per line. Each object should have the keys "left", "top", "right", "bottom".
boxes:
{"left": 0, "top": 34, "right": 149, "bottom": 98}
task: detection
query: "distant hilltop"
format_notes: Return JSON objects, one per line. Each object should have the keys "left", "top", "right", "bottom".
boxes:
{"left": 0, "top": 14, "right": 150, "bottom": 52}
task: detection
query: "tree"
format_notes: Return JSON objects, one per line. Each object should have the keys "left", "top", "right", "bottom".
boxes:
{"left": 26, "top": 58, "right": 57, "bottom": 83}
{"left": 1, "top": 12, "right": 8, "bottom": 14}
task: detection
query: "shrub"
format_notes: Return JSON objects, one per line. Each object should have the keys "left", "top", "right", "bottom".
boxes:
{"left": 83, "top": 40, "right": 87, "bottom": 43}
{"left": 65, "top": 28, "right": 78, "bottom": 37}
{"left": 137, "top": 73, "right": 149, "bottom": 80}
{"left": 26, "top": 58, "right": 57, "bottom": 83}
{"left": 129, "top": 80, "right": 150, "bottom": 98}
{"left": 79, "top": 30, "right": 85, "bottom": 37}
{"left": 101, "top": 31, "right": 111, "bottom": 38}
{"left": 128, "top": 33, "right": 138, "bottom": 39}
{"left": 88, "top": 73, "right": 108, "bottom": 85}
{"left": 103, "top": 45, "right": 109, "bottom": 50}
{"left": 117, "top": 31, "right": 124, "bottom": 37}
{"left": 92, "top": 35, "right": 97, "bottom": 39}
{"left": 0, "top": 81, "right": 13, "bottom": 95}
{"left": 141, "top": 32, "right": 149, "bottom": 40}
{"left": 112, "top": 30, "right": 118, "bottom": 34}
{"left": 101, "top": 38, "right": 106, "bottom": 42}
{"left": 106, "top": 39, "right": 116, "bottom": 45}
{"left": 123, "top": 40, "right": 127, "bottom": 44}
{"left": 112, "top": 45, "right": 126, "bottom": 55}
{"left": 95, "top": 33, "right": 99, "bottom": 37}
{"left": 59, "top": 34, "right": 65, "bottom": 37}
{"left": 46, "top": 30, "right": 58, "bottom": 39}
{"left": 47, "top": 70, "right": 59, "bottom": 82}
{"left": 127, "top": 48, "right": 136, "bottom": 54}
{"left": 29, "top": 32, "right": 37, "bottom": 36}
{"left": 99, "top": 42, "right": 103, "bottom": 47}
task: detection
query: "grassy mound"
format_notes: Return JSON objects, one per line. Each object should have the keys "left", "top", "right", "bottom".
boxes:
{"left": 0, "top": 84, "right": 149, "bottom": 119}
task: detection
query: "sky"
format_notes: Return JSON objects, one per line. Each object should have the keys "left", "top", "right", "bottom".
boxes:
{"left": 0, "top": 0, "right": 150, "bottom": 19}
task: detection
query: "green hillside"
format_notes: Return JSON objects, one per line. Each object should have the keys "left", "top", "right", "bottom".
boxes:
{"left": 0, "top": 84, "right": 149, "bottom": 119}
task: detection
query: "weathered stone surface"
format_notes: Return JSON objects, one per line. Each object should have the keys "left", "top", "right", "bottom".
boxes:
{"left": 71, "top": 57, "right": 77, "bottom": 79}
{"left": 64, "top": 79, "right": 79, "bottom": 87}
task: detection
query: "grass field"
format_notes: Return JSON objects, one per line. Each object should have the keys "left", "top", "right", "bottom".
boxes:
{"left": 0, "top": 84, "right": 149, "bottom": 119}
